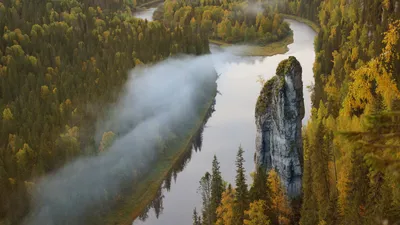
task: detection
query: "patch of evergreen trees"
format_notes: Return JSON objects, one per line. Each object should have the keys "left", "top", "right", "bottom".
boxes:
{"left": 162, "top": 0, "right": 292, "bottom": 45}
{"left": 0, "top": 0, "right": 210, "bottom": 223}
{"left": 195, "top": 148, "right": 293, "bottom": 225}
{"left": 276, "top": 0, "right": 400, "bottom": 224}
{"left": 193, "top": 1, "right": 400, "bottom": 224}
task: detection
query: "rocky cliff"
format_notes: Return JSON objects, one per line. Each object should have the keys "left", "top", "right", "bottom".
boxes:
{"left": 255, "top": 56, "right": 304, "bottom": 198}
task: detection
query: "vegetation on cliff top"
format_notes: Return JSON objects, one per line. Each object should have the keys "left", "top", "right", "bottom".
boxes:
{"left": 276, "top": 56, "right": 300, "bottom": 76}
{"left": 255, "top": 76, "right": 278, "bottom": 116}
{"left": 256, "top": 56, "right": 300, "bottom": 116}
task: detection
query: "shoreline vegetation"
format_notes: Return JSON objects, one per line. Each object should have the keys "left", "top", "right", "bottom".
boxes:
{"left": 134, "top": 0, "right": 164, "bottom": 10}
{"left": 108, "top": 10, "right": 307, "bottom": 225}
{"left": 135, "top": 3, "right": 298, "bottom": 57}
{"left": 136, "top": 0, "right": 164, "bottom": 10}
{"left": 209, "top": 33, "right": 294, "bottom": 57}
{"left": 280, "top": 14, "right": 320, "bottom": 33}
{"left": 103, "top": 5, "right": 315, "bottom": 225}
{"left": 0, "top": 0, "right": 211, "bottom": 223}
{"left": 103, "top": 8, "right": 319, "bottom": 225}
{"left": 208, "top": 14, "right": 318, "bottom": 57}
{"left": 103, "top": 96, "right": 216, "bottom": 225}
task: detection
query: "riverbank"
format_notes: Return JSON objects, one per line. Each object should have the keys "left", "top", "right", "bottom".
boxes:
{"left": 128, "top": 19, "right": 317, "bottom": 225}
{"left": 209, "top": 33, "right": 294, "bottom": 57}
{"left": 280, "top": 14, "right": 320, "bottom": 33}
{"left": 135, "top": 0, "right": 163, "bottom": 9}
{"left": 103, "top": 96, "right": 216, "bottom": 225}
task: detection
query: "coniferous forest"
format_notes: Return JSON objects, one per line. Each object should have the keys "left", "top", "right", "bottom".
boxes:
{"left": 0, "top": 0, "right": 400, "bottom": 224}
{"left": 193, "top": 1, "right": 400, "bottom": 225}
{"left": 0, "top": 0, "right": 210, "bottom": 223}
{"left": 161, "top": 0, "right": 292, "bottom": 44}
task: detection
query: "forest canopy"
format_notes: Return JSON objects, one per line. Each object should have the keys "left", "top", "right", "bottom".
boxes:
{"left": 0, "top": 0, "right": 210, "bottom": 223}
{"left": 192, "top": 1, "right": 400, "bottom": 225}
{"left": 162, "top": 0, "right": 292, "bottom": 45}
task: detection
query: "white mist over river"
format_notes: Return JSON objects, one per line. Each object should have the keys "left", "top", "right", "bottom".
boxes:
{"left": 133, "top": 4, "right": 161, "bottom": 21}
{"left": 133, "top": 8, "right": 316, "bottom": 225}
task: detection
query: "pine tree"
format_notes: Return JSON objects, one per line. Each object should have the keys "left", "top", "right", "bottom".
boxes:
{"left": 310, "top": 118, "right": 331, "bottom": 222}
{"left": 300, "top": 127, "right": 320, "bottom": 225}
{"left": 233, "top": 146, "right": 248, "bottom": 225}
{"left": 193, "top": 208, "right": 202, "bottom": 225}
{"left": 199, "top": 172, "right": 212, "bottom": 225}
{"left": 325, "top": 191, "right": 339, "bottom": 225}
{"left": 249, "top": 166, "right": 269, "bottom": 202}
{"left": 342, "top": 149, "right": 369, "bottom": 225}
{"left": 249, "top": 166, "right": 274, "bottom": 221}
{"left": 211, "top": 155, "right": 224, "bottom": 223}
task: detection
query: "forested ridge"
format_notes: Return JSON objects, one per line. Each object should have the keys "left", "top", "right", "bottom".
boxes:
{"left": 0, "top": 0, "right": 210, "bottom": 223}
{"left": 299, "top": 0, "right": 400, "bottom": 224}
{"left": 193, "top": 1, "right": 400, "bottom": 225}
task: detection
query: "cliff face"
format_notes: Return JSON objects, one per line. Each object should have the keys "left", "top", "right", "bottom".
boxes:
{"left": 255, "top": 56, "right": 304, "bottom": 198}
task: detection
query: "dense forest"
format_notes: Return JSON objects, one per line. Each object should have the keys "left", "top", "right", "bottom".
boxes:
{"left": 1, "top": 0, "right": 400, "bottom": 224}
{"left": 301, "top": 0, "right": 400, "bottom": 224}
{"left": 194, "top": 149, "right": 294, "bottom": 225}
{"left": 193, "top": 0, "right": 400, "bottom": 225}
{"left": 162, "top": 0, "right": 291, "bottom": 44}
{"left": 0, "top": 0, "right": 210, "bottom": 223}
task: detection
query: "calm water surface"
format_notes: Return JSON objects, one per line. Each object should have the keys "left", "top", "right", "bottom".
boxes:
{"left": 133, "top": 10, "right": 316, "bottom": 225}
{"left": 134, "top": 5, "right": 160, "bottom": 21}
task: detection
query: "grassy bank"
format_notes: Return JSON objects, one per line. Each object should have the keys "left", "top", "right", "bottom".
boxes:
{"left": 209, "top": 33, "right": 294, "bottom": 57}
{"left": 280, "top": 14, "right": 320, "bottom": 33}
{"left": 103, "top": 97, "right": 215, "bottom": 225}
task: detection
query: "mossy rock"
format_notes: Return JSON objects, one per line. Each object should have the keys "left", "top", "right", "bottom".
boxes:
{"left": 256, "top": 76, "right": 284, "bottom": 116}
{"left": 256, "top": 56, "right": 300, "bottom": 116}
{"left": 276, "top": 56, "right": 300, "bottom": 77}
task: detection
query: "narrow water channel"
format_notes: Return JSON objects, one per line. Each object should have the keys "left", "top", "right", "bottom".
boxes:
{"left": 133, "top": 5, "right": 160, "bottom": 21}
{"left": 133, "top": 9, "right": 317, "bottom": 225}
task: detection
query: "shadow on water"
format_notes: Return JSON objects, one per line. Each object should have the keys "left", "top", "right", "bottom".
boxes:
{"left": 137, "top": 100, "right": 216, "bottom": 221}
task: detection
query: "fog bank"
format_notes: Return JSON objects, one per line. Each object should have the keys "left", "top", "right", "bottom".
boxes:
{"left": 24, "top": 53, "right": 229, "bottom": 225}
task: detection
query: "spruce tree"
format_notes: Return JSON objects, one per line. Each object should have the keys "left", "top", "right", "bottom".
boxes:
{"left": 343, "top": 149, "right": 369, "bottom": 225}
{"left": 211, "top": 155, "right": 224, "bottom": 223}
{"left": 365, "top": 173, "right": 394, "bottom": 225}
{"left": 249, "top": 166, "right": 274, "bottom": 222}
{"left": 249, "top": 167, "right": 268, "bottom": 202}
{"left": 300, "top": 131, "right": 319, "bottom": 225}
{"left": 193, "top": 208, "right": 202, "bottom": 225}
{"left": 310, "top": 120, "right": 331, "bottom": 222}
{"left": 199, "top": 172, "right": 212, "bottom": 225}
{"left": 233, "top": 146, "right": 248, "bottom": 225}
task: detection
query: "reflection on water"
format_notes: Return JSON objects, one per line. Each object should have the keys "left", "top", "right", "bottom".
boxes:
{"left": 134, "top": 5, "right": 161, "bottom": 21}
{"left": 133, "top": 19, "right": 316, "bottom": 225}
{"left": 136, "top": 100, "right": 216, "bottom": 222}
{"left": 138, "top": 188, "right": 164, "bottom": 221}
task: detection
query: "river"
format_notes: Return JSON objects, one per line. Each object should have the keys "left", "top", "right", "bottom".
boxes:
{"left": 133, "top": 7, "right": 316, "bottom": 225}
{"left": 133, "top": 4, "right": 161, "bottom": 21}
